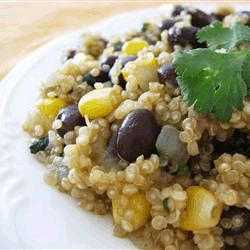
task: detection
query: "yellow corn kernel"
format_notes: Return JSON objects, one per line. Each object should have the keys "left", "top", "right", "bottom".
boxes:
{"left": 121, "top": 53, "right": 159, "bottom": 92}
{"left": 78, "top": 87, "right": 122, "bottom": 119}
{"left": 122, "top": 54, "right": 158, "bottom": 82}
{"left": 36, "top": 98, "right": 69, "bottom": 121}
{"left": 179, "top": 186, "right": 222, "bottom": 231}
{"left": 112, "top": 192, "right": 150, "bottom": 232}
{"left": 122, "top": 39, "right": 149, "bottom": 55}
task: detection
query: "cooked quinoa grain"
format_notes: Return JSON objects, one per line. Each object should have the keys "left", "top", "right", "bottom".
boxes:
{"left": 22, "top": 4, "right": 250, "bottom": 250}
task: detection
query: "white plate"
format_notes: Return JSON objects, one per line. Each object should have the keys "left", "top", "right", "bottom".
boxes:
{"left": 0, "top": 3, "right": 249, "bottom": 249}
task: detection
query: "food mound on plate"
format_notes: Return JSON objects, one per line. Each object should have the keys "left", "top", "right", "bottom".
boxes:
{"left": 22, "top": 4, "right": 250, "bottom": 250}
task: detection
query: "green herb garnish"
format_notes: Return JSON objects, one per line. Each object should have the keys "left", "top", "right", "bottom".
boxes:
{"left": 83, "top": 72, "right": 96, "bottom": 85}
{"left": 29, "top": 136, "right": 49, "bottom": 154}
{"left": 141, "top": 23, "right": 147, "bottom": 32}
{"left": 162, "top": 198, "right": 169, "bottom": 212}
{"left": 173, "top": 21, "right": 250, "bottom": 122}
{"left": 113, "top": 41, "right": 123, "bottom": 51}
{"left": 178, "top": 165, "right": 189, "bottom": 173}
{"left": 210, "top": 168, "right": 218, "bottom": 175}
{"left": 197, "top": 21, "right": 250, "bottom": 51}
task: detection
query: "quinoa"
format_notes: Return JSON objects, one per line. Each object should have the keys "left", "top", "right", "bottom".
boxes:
{"left": 22, "top": 5, "right": 250, "bottom": 250}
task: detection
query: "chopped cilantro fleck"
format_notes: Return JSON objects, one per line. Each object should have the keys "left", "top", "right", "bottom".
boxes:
{"left": 197, "top": 21, "right": 250, "bottom": 51}
{"left": 83, "top": 72, "right": 96, "bottom": 86}
{"left": 29, "top": 136, "right": 49, "bottom": 154}
{"left": 163, "top": 198, "right": 169, "bottom": 212}
{"left": 113, "top": 41, "right": 123, "bottom": 51}
{"left": 210, "top": 168, "right": 217, "bottom": 175}
{"left": 141, "top": 23, "right": 147, "bottom": 32}
{"left": 178, "top": 165, "right": 189, "bottom": 173}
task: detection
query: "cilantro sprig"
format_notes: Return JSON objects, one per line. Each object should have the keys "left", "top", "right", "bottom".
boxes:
{"left": 173, "top": 21, "right": 250, "bottom": 122}
{"left": 197, "top": 21, "right": 250, "bottom": 51}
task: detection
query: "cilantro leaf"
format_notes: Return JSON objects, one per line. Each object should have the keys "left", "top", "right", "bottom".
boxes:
{"left": 197, "top": 21, "right": 250, "bottom": 50}
{"left": 242, "top": 52, "right": 250, "bottom": 93}
{"left": 29, "top": 136, "right": 49, "bottom": 154}
{"left": 173, "top": 48, "right": 248, "bottom": 122}
{"left": 162, "top": 198, "right": 169, "bottom": 212}
{"left": 113, "top": 41, "right": 123, "bottom": 51}
{"left": 178, "top": 165, "right": 189, "bottom": 173}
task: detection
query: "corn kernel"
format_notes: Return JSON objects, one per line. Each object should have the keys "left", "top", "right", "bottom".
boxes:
{"left": 78, "top": 87, "right": 122, "bottom": 119}
{"left": 179, "top": 186, "right": 222, "bottom": 231}
{"left": 122, "top": 53, "right": 158, "bottom": 82}
{"left": 122, "top": 39, "right": 149, "bottom": 55}
{"left": 112, "top": 192, "right": 150, "bottom": 232}
{"left": 36, "top": 98, "right": 69, "bottom": 121}
{"left": 121, "top": 53, "right": 158, "bottom": 92}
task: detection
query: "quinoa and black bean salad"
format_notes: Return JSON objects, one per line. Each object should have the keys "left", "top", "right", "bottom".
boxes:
{"left": 22, "top": 4, "right": 250, "bottom": 250}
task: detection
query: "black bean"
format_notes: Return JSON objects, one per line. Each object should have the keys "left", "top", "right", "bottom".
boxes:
{"left": 118, "top": 74, "right": 127, "bottom": 90}
{"left": 168, "top": 25, "right": 205, "bottom": 48}
{"left": 159, "top": 19, "right": 177, "bottom": 32}
{"left": 101, "top": 56, "right": 118, "bottom": 69}
{"left": 56, "top": 104, "right": 86, "bottom": 138}
{"left": 83, "top": 69, "right": 110, "bottom": 87}
{"left": 107, "top": 129, "right": 119, "bottom": 158}
{"left": 211, "top": 12, "right": 226, "bottom": 22}
{"left": 189, "top": 9, "right": 213, "bottom": 28}
{"left": 223, "top": 244, "right": 240, "bottom": 250}
{"left": 221, "top": 206, "right": 250, "bottom": 236}
{"left": 172, "top": 5, "right": 186, "bottom": 17}
{"left": 157, "top": 64, "right": 178, "bottom": 87}
{"left": 237, "top": 11, "right": 250, "bottom": 26}
{"left": 172, "top": 5, "right": 213, "bottom": 27}
{"left": 238, "top": 11, "right": 250, "bottom": 16}
{"left": 212, "top": 130, "right": 250, "bottom": 159}
{"left": 29, "top": 136, "right": 49, "bottom": 154}
{"left": 121, "top": 56, "right": 138, "bottom": 67}
{"left": 66, "top": 50, "right": 76, "bottom": 60}
{"left": 104, "top": 129, "right": 121, "bottom": 167}
{"left": 186, "top": 156, "right": 202, "bottom": 176}
{"left": 117, "top": 109, "right": 161, "bottom": 162}
{"left": 117, "top": 56, "right": 138, "bottom": 89}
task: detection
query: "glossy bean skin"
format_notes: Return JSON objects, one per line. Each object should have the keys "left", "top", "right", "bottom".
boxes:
{"left": 101, "top": 56, "right": 118, "bottom": 69}
{"left": 172, "top": 5, "right": 213, "bottom": 27}
{"left": 159, "top": 19, "right": 177, "bottom": 32}
{"left": 117, "top": 109, "right": 161, "bottom": 162}
{"left": 189, "top": 9, "right": 213, "bottom": 28}
{"left": 157, "top": 64, "right": 178, "bottom": 87}
{"left": 64, "top": 50, "right": 76, "bottom": 62}
{"left": 84, "top": 69, "right": 110, "bottom": 87}
{"left": 172, "top": 5, "right": 186, "bottom": 17}
{"left": 56, "top": 104, "right": 86, "bottom": 137}
{"left": 168, "top": 25, "right": 206, "bottom": 49}
{"left": 117, "top": 56, "right": 138, "bottom": 89}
